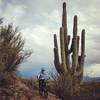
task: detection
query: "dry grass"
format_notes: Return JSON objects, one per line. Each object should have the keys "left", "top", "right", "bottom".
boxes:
{"left": 22, "top": 79, "right": 38, "bottom": 90}
{"left": 47, "top": 78, "right": 100, "bottom": 100}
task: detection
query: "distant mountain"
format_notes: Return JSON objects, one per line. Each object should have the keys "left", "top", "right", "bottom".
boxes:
{"left": 83, "top": 76, "right": 100, "bottom": 82}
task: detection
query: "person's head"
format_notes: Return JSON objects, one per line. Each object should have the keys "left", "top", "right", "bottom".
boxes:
{"left": 41, "top": 67, "right": 45, "bottom": 73}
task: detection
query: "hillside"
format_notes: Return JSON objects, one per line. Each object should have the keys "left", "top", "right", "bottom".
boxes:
{"left": 0, "top": 76, "right": 59, "bottom": 100}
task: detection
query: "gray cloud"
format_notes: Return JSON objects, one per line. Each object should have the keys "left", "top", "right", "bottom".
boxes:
{"left": 0, "top": 0, "right": 100, "bottom": 77}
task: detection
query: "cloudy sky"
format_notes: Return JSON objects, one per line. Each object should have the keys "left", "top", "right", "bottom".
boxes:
{"left": 0, "top": 0, "right": 100, "bottom": 78}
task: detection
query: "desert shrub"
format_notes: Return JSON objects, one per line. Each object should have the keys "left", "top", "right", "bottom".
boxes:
{"left": 49, "top": 71, "right": 100, "bottom": 100}
{"left": 49, "top": 71, "right": 81, "bottom": 100}
{"left": 0, "top": 23, "right": 31, "bottom": 87}
{"left": 51, "top": 75, "right": 72, "bottom": 99}
{"left": 22, "top": 79, "right": 38, "bottom": 90}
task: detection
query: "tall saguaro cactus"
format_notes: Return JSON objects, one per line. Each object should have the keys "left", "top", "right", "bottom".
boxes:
{"left": 53, "top": 2, "right": 85, "bottom": 95}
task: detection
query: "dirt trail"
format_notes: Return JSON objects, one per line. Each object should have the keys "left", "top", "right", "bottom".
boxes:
{"left": 33, "top": 92, "right": 60, "bottom": 100}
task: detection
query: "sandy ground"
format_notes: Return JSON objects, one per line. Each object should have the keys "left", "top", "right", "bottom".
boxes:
{"left": 33, "top": 92, "right": 60, "bottom": 100}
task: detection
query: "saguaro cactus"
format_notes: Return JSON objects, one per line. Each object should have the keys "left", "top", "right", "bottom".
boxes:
{"left": 53, "top": 2, "right": 85, "bottom": 95}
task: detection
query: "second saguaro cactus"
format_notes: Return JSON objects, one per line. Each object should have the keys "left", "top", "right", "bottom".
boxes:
{"left": 53, "top": 2, "right": 85, "bottom": 94}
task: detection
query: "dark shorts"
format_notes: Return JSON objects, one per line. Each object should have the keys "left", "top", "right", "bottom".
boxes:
{"left": 39, "top": 79, "right": 47, "bottom": 92}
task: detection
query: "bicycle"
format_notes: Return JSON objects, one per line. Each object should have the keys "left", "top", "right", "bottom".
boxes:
{"left": 39, "top": 79, "right": 48, "bottom": 98}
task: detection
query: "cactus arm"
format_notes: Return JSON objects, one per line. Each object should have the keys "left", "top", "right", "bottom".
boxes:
{"left": 81, "top": 29, "right": 85, "bottom": 58}
{"left": 76, "top": 30, "right": 85, "bottom": 82}
{"left": 60, "top": 27, "right": 67, "bottom": 72}
{"left": 79, "top": 29, "right": 85, "bottom": 76}
{"left": 77, "top": 36, "right": 80, "bottom": 53}
{"left": 54, "top": 34, "right": 64, "bottom": 74}
{"left": 72, "top": 15, "right": 78, "bottom": 73}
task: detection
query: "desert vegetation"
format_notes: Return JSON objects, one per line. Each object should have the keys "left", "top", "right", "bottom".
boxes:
{"left": 0, "top": 20, "right": 58, "bottom": 100}
{"left": 0, "top": 20, "right": 35, "bottom": 99}
{"left": 22, "top": 78, "right": 38, "bottom": 90}
{"left": 53, "top": 2, "right": 85, "bottom": 99}
{"left": 52, "top": 2, "right": 100, "bottom": 100}
{"left": 0, "top": 23, "right": 31, "bottom": 86}
{"left": 0, "top": 1, "right": 100, "bottom": 100}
